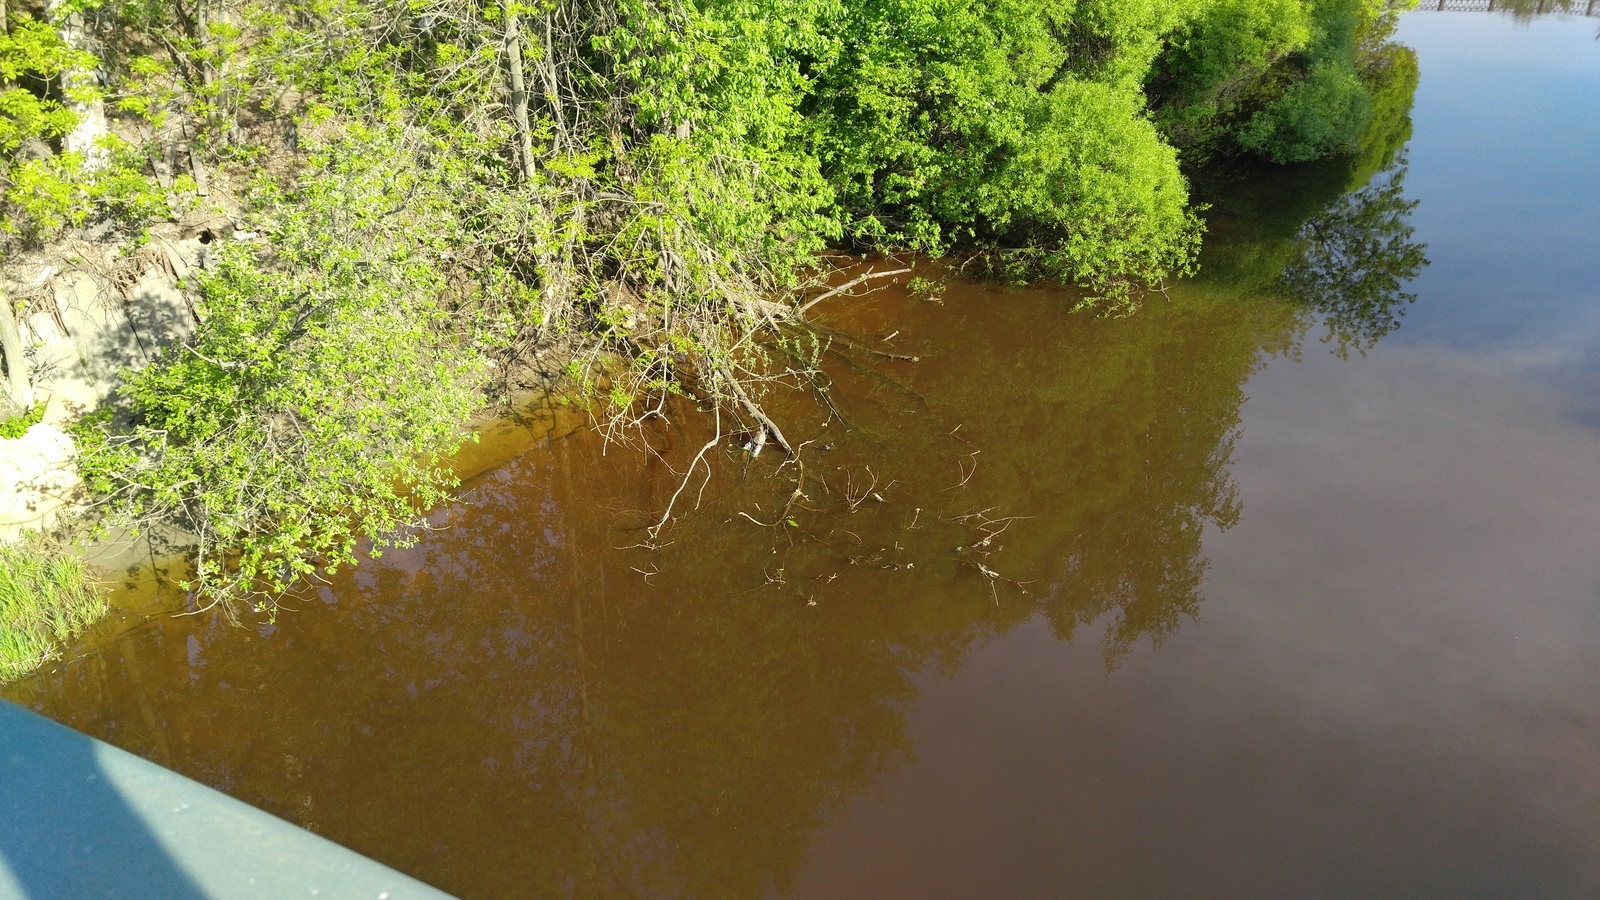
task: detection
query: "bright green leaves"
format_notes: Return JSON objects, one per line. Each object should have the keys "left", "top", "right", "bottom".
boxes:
{"left": 0, "top": 401, "right": 45, "bottom": 439}
{"left": 1237, "top": 57, "right": 1370, "bottom": 162}
{"left": 1064, "top": 0, "right": 1209, "bottom": 89}
{"left": 1228, "top": 0, "right": 1375, "bottom": 162}
{"left": 2, "top": 135, "right": 172, "bottom": 238}
{"left": 0, "top": 15, "right": 96, "bottom": 88}
{"left": 801, "top": 0, "right": 1203, "bottom": 297}
{"left": 0, "top": 13, "right": 169, "bottom": 243}
{"left": 799, "top": 0, "right": 1418, "bottom": 292}
{"left": 1149, "top": 0, "right": 1311, "bottom": 143}
{"left": 0, "top": 16, "right": 93, "bottom": 221}
{"left": 0, "top": 538, "right": 105, "bottom": 684}
{"left": 78, "top": 124, "right": 487, "bottom": 608}
{"left": 987, "top": 80, "right": 1203, "bottom": 300}
{"left": 64, "top": 0, "right": 1422, "bottom": 608}
{"left": 1349, "top": 39, "right": 1418, "bottom": 177}
{"left": 0, "top": 87, "right": 81, "bottom": 153}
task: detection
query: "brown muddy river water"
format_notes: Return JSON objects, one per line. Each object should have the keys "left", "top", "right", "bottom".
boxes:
{"left": 8, "top": 11, "right": 1600, "bottom": 898}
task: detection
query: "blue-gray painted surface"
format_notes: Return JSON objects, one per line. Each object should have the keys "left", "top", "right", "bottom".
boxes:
{"left": 0, "top": 701, "right": 456, "bottom": 900}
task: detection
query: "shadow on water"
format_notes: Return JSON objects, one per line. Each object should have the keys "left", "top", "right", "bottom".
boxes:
{"left": 0, "top": 73, "right": 1431, "bottom": 900}
{"left": 0, "top": 702, "right": 207, "bottom": 900}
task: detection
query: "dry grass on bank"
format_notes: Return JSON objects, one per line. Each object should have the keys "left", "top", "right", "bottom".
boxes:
{"left": 0, "top": 538, "right": 105, "bottom": 683}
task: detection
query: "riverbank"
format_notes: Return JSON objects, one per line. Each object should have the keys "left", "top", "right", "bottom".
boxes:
{"left": 0, "top": 384, "right": 594, "bottom": 684}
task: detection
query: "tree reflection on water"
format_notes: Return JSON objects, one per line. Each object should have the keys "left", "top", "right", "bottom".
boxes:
{"left": 1282, "top": 159, "right": 1429, "bottom": 357}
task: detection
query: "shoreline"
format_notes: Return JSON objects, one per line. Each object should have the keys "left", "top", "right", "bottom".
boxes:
{"left": 3, "top": 384, "right": 593, "bottom": 686}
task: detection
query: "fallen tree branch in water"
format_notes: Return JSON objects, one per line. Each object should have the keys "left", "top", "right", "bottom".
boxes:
{"left": 798, "top": 267, "right": 912, "bottom": 315}
{"left": 648, "top": 407, "right": 721, "bottom": 539}
{"left": 717, "top": 365, "right": 794, "bottom": 455}
{"left": 942, "top": 450, "right": 980, "bottom": 493}
{"left": 951, "top": 507, "right": 1036, "bottom": 605}
{"left": 737, "top": 456, "right": 810, "bottom": 527}
{"left": 808, "top": 323, "right": 919, "bottom": 361}
{"left": 842, "top": 466, "right": 887, "bottom": 512}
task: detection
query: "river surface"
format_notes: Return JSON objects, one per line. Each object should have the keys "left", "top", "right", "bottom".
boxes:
{"left": 7, "top": 10, "right": 1600, "bottom": 898}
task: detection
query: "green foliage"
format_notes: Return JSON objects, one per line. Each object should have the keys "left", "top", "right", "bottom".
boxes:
{"left": 803, "top": 0, "right": 1205, "bottom": 294}
{"left": 77, "top": 124, "right": 486, "bottom": 608}
{"left": 1237, "top": 57, "right": 1370, "bottom": 162}
{"left": 1152, "top": 0, "right": 1418, "bottom": 164}
{"left": 0, "top": 537, "right": 105, "bottom": 683}
{"left": 0, "top": 15, "right": 97, "bottom": 239}
{"left": 0, "top": 10, "right": 167, "bottom": 242}
{"left": 0, "top": 401, "right": 44, "bottom": 439}
{"left": 0, "top": 16, "right": 94, "bottom": 151}
{"left": 60, "top": 0, "right": 1419, "bottom": 607}
{"left": 1150, "top": 0, "right": 1312, "bottom": 144}
{"left": 1349, "top": 35, "right": 1419, "bottom": 178}
{"left": 3, "top": 138, "right": 169, "bottom": 238}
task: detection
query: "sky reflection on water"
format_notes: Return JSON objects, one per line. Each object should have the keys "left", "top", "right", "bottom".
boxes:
{"left": 1390, "top": 13, "right": 1600, "bottom": 418}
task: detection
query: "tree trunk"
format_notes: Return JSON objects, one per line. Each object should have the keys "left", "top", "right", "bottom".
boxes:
{"left": 44, "top": 0, "right": 108, "bottom": 169}
{"left": 0, "top": 289, "right": 34, "bottom": 410}
{"left": 504, "top": 10, "right": 537, "bottom": 182}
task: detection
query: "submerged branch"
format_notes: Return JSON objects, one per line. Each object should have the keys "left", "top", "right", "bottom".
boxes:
{"left": 648, "top": 407, "right": 720, "bottom": 538}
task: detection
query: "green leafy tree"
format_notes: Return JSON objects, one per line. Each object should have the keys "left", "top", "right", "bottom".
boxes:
{"left": 0, "top": 6, "right": 167, "bottom": 242}
{"left": 802, "top": 0, "right": 1205, "bottom": 298}
{"left": 1152, "top": 0, "right": 1419, "bottom": 164}
{"left": 0, "top": 16, "right": 90, "bottom": 152}
{"left": 1147, "top": 0, "right": 1313, "bottom": 146}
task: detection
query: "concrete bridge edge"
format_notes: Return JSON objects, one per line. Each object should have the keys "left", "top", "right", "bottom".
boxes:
{"left": 0, "top": 700, "right": 458, "bottom": 900}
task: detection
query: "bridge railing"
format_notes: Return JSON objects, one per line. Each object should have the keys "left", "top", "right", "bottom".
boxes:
{"left": 1416, "top": 0, "right": 1599, "bottom": 15}
{"left": 0, "top": 700, "right": 457, "bottom": 900}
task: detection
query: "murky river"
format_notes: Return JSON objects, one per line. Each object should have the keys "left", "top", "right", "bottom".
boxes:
{"left": 8, "top": 10, "right": 1600, "bottom": 898}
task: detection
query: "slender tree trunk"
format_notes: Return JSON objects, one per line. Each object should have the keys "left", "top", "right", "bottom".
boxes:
{"left": 44, "top": 0, "right": 108, "bottom": 169}
{"left": 505, "top": 10, "right": 537, "bottom": 182}
{"left": 540, "top": 13, "right": 569, "bottom": 157}
{"left": 196, "top": 0, "right": 215, "bottom": 88}
{"left": 180, "top": 111, "right": 209, "bottom": 196}
{"left": 0, "top": 289, "right": 34, "bottom": 410}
